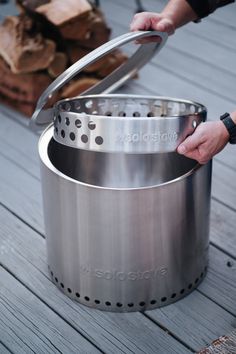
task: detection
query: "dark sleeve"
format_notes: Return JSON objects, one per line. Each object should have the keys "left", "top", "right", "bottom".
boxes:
{"left": 186, "top": 0, "right": 235, "bottom": 18}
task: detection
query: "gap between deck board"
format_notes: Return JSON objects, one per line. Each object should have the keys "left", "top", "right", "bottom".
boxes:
{"left": 0, "top": 341, "right": 13, "bottom": 354}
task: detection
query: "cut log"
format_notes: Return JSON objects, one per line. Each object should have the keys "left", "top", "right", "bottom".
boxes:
{"left": 18, "top": 0, "right": 92, "bottom": 42}
{"left": 59, "top": 13, "right": 93, "bottom": 41}
{"left": 0, "top": 15, "right": 56, "bottom": 73}
{"left": 69, "top": 9, "right": 110, "bottom": 48}
{"left": 0, "top": 57, "right": 52, "bottom": 103}
{"left": 97, "top": 50, "right": 128, "bottom": 77}
{"left": 0, "top": 94, "right": 38, "bottom": 117}
{"left": 67, "top": 44, "right": 89, "bottom": 64}
{"left": 48, "top": 52, "right": 68, "bottom": 78}
{"left": 0, "top": 1, "right": 129, "bottom": 117}
{"left": 16, "top": 0, "right": 68, "bottom": 53}
{"left": 67, "top": 44, "right": 127, "bottom": 76}
{"left": 61, "top": 77, "right": 100, "bottom": 98}
{"left": 58, "top": 8, "right": 110, "bottom": 44}
{"left": 36, "top": 0, "right": 92, "bottom": 27}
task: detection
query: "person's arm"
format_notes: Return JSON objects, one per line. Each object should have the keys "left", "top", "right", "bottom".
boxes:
{"left": 130, "top": 0, "right": 236, "bottom": 164}
{"left": 130, "top": 0, "right": 198, "bottom": 35}
{"left": 130, "top": 0, "right": 235, "bottom": 34}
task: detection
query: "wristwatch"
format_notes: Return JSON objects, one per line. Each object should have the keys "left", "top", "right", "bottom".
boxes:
{"left": 220, "top": 112, "right": 236, "bottom": 144}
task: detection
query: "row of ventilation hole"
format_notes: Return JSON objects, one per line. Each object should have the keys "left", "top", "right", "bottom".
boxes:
{"left": 54, "top": 127, "right": 104, "bottom": 145}
{"left": 59, "top": 110, "right": 165, "bottom": 117}
{"left": 59, "top": 100, "right": 197, "bottom": 115}
{"left": 55, "top": 115, "right": 104, "bottom": 144}
{"left": 49, "top": 267, "right": 206, "bottom": 308}
{"left": 56, "top": 116, "right": 97, "bottom": 131}
{"left": 55, "top": 112, "right": 158, "bottom": 132}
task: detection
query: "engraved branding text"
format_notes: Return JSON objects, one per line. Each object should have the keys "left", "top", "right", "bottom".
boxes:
{"left": 80, "top": 265, "right": 168, "bottom": 281}
{"left": 116, "top": 131, "right": 179, "bottom": 144}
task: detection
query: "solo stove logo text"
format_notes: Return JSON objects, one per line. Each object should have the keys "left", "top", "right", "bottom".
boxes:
{"left": 80, "top": 265, "right": 168, "bottom": 281}
{"left": 116, "top": 131, "right": 179, "bottom": 144}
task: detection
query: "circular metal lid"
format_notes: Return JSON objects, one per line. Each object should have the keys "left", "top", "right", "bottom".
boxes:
{"left": 30, "top": 31, "right": 168, "bottom": 132}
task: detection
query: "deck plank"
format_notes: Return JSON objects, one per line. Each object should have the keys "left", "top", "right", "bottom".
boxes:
{"left": 0, "top": 205, "right": 191, "bottom": 354}
{"left": 0, "top": 268, "right": 100, "bottom": 354}
{"left": 0, "top": 153, "right": 44, "bottom": 233}
{"left": 0, "top": 109, "right": 39, "bottom": 179}
{"left": 146, "top": 291, "right": 236, "bottom": 352}
{"left": 212, "top": 160, "right": 236, "bottom": 211}
{"left": 198, "top": 246, "right": 236, "bottom": 316}
{"left": 210, "top": 199, "right": 236, "bottom": 256}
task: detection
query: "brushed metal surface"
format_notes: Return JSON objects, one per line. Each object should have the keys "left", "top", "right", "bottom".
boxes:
{"left": 39, "top": 126, "right": 212, "bottom": 312}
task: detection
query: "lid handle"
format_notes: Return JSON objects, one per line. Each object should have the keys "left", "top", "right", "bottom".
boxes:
{"left": 30, "top": 31, "right": 168, "bottom": 131}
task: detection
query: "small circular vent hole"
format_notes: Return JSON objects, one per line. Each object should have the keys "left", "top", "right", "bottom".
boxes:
{"left": 81, "top": 134, "right": 88, "bottom": 143}
{"left": 75, "top": 119, "right": 82, "bottom": 128}
{"left": 70, "top": 132, "right": 75, "bottom": 141}
{"left": 95, "top": 136, "right": 103, "bottom": 145}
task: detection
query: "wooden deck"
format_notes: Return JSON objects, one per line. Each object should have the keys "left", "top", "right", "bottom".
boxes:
{"left": 0, "top": 0, "right": 236, "bottom": 353}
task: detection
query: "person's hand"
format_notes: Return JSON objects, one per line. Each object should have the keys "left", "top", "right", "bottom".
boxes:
{"left": 177, "top": 121, "right": 230, "bottom": 164}
{"left": 130, "top": 1, "right": 199, "bottom": 39}
{"left": 130, "top": 12, "right": 175, "bottom": 43}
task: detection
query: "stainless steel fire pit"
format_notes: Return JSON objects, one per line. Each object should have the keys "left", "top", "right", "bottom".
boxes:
{"left": 32, "top": 31, "right": 212, "bottom": 312}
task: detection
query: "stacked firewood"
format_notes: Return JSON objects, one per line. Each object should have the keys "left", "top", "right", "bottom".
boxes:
{"left": 0, "top": 0, "right": 128, "bottom": 116}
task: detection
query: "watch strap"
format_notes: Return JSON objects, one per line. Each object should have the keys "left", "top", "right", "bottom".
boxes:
{"left": 220, "top": 112, "right": 236, "bottom": 144}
